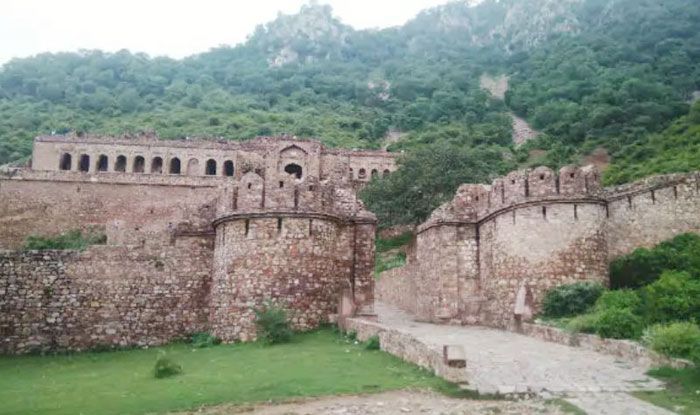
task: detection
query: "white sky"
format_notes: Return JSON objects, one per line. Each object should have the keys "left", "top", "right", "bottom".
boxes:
{"left": 0, "top": 0, "right": 457, "bottom": 65}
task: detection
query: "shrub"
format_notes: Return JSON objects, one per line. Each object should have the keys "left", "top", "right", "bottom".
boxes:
{"left": 541, "top": 282, "right": 604, "bottom": 318}
{"left": 375, "top": 252, "right": 406, "bottom": 276}
{"left": 609, "top": 233, "right": 700, "bottom": 289}
{"left": 642, "top": 270, "right": 700, "bottom": 323}
{"left": 642, "top": 322, "right": 700, "bottom": 359}
{"left": 594, "top": 290, "right": 641, "bottom": 313}
{"left": 23, "top": 229, "right": 107, "bottom": 250}
{"left": 376, "top": 232, "right": 413, "bottom": 253}
{"left": 154, "top": 356, "right": 182, "bottom": 379}
{"left": 189, "top": 332, "right": 221, "bottom": 348}
{"left": 565, "top": 313, "right": 599, "bottom": 334}
{"left": 365, "top": 335, "right": 380, "bottom": 350}
{"left": 594, "top": 308, "right": 644, "bottom": 339}
{"left": 254, "top": 302, "right": 293, "bottom": 345}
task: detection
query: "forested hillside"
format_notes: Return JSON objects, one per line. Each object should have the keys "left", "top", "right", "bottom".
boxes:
{"left": 1, "top": 0, "right": 698, "bottom": 226}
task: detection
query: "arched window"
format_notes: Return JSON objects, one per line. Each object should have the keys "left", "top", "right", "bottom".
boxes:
{"left": 371, "top": 169, "right": 378, "bottom": 179}
{"left": 349, "top": 167, "right": 354, "bottom": 179}
{"left": 59, "top": 153, "right": 72, "bottom": 170}
{"left": 169, "top": 157, "right": 181, "bottom": 174}
{"left": 223, "top": 160, "right": 234, "bottom": 177}
{"left": 358, "top": 168, "right": 367, "bottom": 179}
{"left": 383, "top": 169, "right": 390, "bottom": 177}
{"left": 96, "top": 155, "right": 108, "bottom": 172}
{"left": 79, "top": 154, "right": 90, "bottom": 172}
{"left": 284, "top": 163, "right": 303, "bottom": 179}
{"left": 205, "top": 159, "right": 217, "bottom": 175}
{"left": 151, "top": 157, "right": 163, "bottom": 174}
{"left": 114, "top": 155, "right": 127, "bottom": 172}
{"left": 133, "top": 156, "right": 145, "bottom": 173}
{"left": 186, "top": 158, "right": 199, "bottom": 175}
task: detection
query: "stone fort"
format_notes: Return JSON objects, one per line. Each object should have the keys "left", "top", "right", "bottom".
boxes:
{"left": 377, "top": 166, "right": 700, "bottom": 328}
{"left": 2, "top": 134, "right": 700, "bottom": 354}
{"left": 0, "top": 134, "right": 395, "bottom": 353}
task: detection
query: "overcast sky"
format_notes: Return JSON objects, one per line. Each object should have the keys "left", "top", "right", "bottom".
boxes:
{"left": 0, "top": 0, "right": 457, "bottom": 65}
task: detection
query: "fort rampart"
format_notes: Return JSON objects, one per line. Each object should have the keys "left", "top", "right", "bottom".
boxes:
{"left": 0, "top": 135, "right": 392, "bottom": 353}
{"left": 377, "top": 166, "right": 700, "bottom": 328}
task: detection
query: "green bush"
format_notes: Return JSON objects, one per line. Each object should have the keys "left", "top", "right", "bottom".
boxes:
{"left": 594, "top": 308, "right": 644, "bottom": 339}
{"left": 189, "top": 332, "right": 221, "bottom": 348}
{"left": 541, "top": 282, "right": 604, "bottom": 318}
{"left": 365, "top": 335, "right": 380, "bottom": 350}
{"left": 375, "top": 252, "right": 406, "bottom": 276}
{"left": 376, "top": 232, "right": 412, "bottom": 253}
{"left": 643, "top": 271, "right": 700, "bottom": 323}
{"left": 594, "top": 290, "right": 642, "bottom": 313}
{"left": 609, "top": 233, "right": 700, "bottom": 289}
{"left": 23, "top": 229, "right": 107, "bottom": 251}
{"left": 565, "top": 313, "right": 599, "bottom": 334}
{"left": 154, "top": 356, "right": 182, "bottom": 379}
{"left": 254, "top": 302, "right": 293, "bottom": 345}
{"left": 642, "top": 322, "right": 700, "bottom": 359}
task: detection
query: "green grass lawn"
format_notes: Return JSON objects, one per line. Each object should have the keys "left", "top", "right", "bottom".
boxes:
{"left": 0, "top": 329, "right": 456, "bottom": 415}
{"left": 634, "top": 367, "right": 700, "bottom": 415}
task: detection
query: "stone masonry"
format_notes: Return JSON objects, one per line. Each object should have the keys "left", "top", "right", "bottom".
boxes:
{"left": 377, "top": 166, "right": 700, "bottom": 329}
{"left": 0, "top": 134, "right": 395, "bottom": 353}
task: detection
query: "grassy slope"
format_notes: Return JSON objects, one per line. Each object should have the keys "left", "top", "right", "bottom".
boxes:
{"left": 635, "top": 367, "right": 700, "bottom": 415}
{"left": 0, "top": 330, "right": 453, "bottom": 415}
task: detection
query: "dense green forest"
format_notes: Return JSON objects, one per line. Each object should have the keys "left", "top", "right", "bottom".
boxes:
{"left": 1, "top": 0, "right": 699, "bottom": 226}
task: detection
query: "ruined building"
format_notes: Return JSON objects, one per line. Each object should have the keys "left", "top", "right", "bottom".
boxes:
{"left": 3, "top": 133, "right": 700, "bottom": 355}
{"left": 0, "top": 134, "right": 396, "bottom": 353}
{"left": 377, "top": 166, "right": 700, "bottom": 328}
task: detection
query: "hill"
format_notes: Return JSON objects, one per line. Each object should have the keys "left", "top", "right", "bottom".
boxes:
{"left": 1, "top": 0, "right": 698, "bottom": 226}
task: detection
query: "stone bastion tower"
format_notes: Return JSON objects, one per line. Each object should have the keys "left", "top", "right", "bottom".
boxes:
{"left": 0, "top": 134, "right": 396, "bottom": 352}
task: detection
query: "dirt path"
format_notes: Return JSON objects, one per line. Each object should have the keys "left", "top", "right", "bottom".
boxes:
{"left": 173, "top": 389, "right": 569, "bottom": 415}
{"left": 479, "top": 73, "right": 539, "bottom": 145}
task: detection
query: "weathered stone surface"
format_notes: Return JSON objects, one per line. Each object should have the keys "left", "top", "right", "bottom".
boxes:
{"left": 0, "top": 135, "right": 390, "bottom": 353}
{"left": 378, "top": 166, "right": 700, "bottom": 329}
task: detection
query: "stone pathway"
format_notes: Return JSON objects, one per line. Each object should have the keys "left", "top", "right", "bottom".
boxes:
{"left": 372, "top": 303, "right": 673, "bottom": 414}
{"left": 566, "top": 392, "right": 675, "bottom": 415}
{"left": 174, "top": 390, "right": 570, "bottom": 414}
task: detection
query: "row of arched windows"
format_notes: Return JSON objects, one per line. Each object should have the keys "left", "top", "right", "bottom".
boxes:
{"left": 349, "top": 167, "right": 391, "bottom": 180}
{"left": 59, "top": 153, "right": 235, "bottom": 177}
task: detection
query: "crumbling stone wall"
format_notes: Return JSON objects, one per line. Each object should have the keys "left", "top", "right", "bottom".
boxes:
{"left": 1, "top": 135, "right": 382, "bottom": 353}
{"left": 31, "top": 134, "right": 396, "bottom": 185}
{"left": 377, "top": 166, "right": 700, "bottom": 329}
{"left": 0, "top": 238, "right": 212, "bottom": 354}
{"left": 0, "top": 170, "right": 220, "bottom": 249}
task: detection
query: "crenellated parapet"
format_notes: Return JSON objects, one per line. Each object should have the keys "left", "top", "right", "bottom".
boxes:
{"left": 419, "top": 165, "right": 603, "bottom": 232}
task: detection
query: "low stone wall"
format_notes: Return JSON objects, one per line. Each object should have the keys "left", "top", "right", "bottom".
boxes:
{"left": 376, "top": 266, "right": 416, "bottom": 315}
{"left": 345, "top": 317, "right": 466, "bottom": 384}
{"left": 520, "top": 323, "right": 692, "bottom": 369}
{"left": 0, "top": 239, "right": 212, "bottom": 354}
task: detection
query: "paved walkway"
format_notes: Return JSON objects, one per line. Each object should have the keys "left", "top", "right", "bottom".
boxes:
{"left": 174, "top": 390, "right": 571, "bottom": 415}
{"left": 373, "top": 302, "right": 674, "bottom": 414}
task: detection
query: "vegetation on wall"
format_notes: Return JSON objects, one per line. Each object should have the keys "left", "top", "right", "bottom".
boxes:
{"left": 23, "top": 229, "right": 107, "bottom": 251}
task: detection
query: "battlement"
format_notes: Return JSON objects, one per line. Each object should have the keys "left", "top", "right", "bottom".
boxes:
{"left": 420, "top": 165, "right": 602, "bottom": 231}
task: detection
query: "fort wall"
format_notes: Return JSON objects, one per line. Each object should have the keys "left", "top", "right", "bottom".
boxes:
{"left": 377, "top": 166, "right": 700, "bottom": 329}
{"left": 605, "top": 173, "right": 700, "bottom": 259}
{"left": 0, "top": 239, "right": 212, "bottom": 354}
{"left": 1, "top": 135, "right": 383, "bottom": 352}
